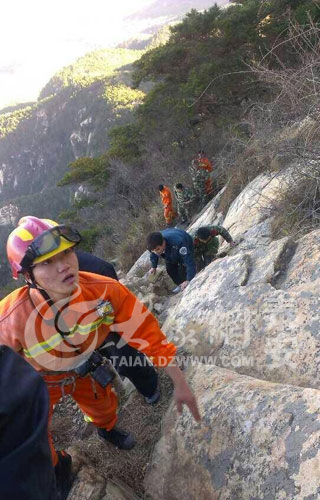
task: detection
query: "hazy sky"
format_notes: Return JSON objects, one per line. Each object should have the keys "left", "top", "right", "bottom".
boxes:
{"left": 0, "top": 0, "right": 154, "bottom": 108}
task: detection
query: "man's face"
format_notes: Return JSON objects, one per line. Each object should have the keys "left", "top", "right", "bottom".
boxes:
{"left": 152, "top": 240, "right": 166, "bottom": 255}
{"left": 32, "top": 248, "right": 79, "bottom": 302}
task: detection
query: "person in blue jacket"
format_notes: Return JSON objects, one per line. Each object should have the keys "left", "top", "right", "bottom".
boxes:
{"left": 75, "top": 249, "right": 160, "bottom": 404}
{"left": 146, "top": 228, "right": 196, "bottom": 291}
{"left": 76, "top": 250, "right": 118, "bottom": 280}
{"left": 0, "top": 345, "right": 60, "bottom": 500}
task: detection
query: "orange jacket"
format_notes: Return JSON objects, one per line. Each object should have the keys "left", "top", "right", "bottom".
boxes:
{"left": 160, "top": 186, "right": 173, "bottom": 207}
{"left": 0, "top": 272, "right": 176, "bottom": 374}
{"left": 197, "top": 156, "right": 213, "bottom": 172}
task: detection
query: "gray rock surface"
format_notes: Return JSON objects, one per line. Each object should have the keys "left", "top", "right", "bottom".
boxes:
{"left": 143, "top": 171, "right": 320, "bottom": 499}
{"left": 281, "top": 229, "right": 320, "bottom": 293}
{"left": 162, "top": 249, "right": 320, "bottom": 388}
{"left": 144, "top": 364, "right": 320, "bottom": 500}
{"left": 63, "top": 170, "right": 320, "bottom": 499}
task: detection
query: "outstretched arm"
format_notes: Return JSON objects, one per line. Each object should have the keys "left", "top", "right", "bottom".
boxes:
{"left": 149, "top": 252, "right": 159, "bottom": 269}
{"left": 214, "top": 225, "right": 234, "bottom": 244}
{"left": 164, "top": 363, "right": 201, "bottom": 422}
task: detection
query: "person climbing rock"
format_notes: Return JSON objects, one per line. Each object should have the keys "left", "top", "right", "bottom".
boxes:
{"left": 173, "top": 183, "right": 194, "bottom": 224}
{"left": 189, "top": 151, "right": 213, "bottom": 205}
{"left": 75, "top": 249, "right": 160, "bottom": 404}
{"left": 147, "top": 228, "right": 196, "bottom": 292}
{"left": 159, "top": 184, "right": 176, "bottom": 226}
{"left": 194, "top": 225, "right": 236, "bottom": 271}
{"left": 0, "top": 216, "right": 200, "bottom": 498}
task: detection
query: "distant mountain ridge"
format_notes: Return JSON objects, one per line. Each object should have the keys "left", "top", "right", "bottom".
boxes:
{"left": 127, "top": 0, "right": 229, "bottom": 20}
{"left": 119, "top": 1, "right": 229, "bottom": 50}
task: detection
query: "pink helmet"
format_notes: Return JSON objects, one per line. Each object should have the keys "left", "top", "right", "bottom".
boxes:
{"left": 7, "top": 216, "right": 78, "bottom": 279}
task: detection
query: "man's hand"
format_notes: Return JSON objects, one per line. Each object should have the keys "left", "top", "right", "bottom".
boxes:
{"left": 164, "top": 364, "right": 201, "bottom": 422}
{"left": 149, "top": 268, "right": 157, "bottom": 275}
{"left": 229, "top": 241, "right": 237, "bottom": 248}
{"left": 180, "top": 280, "right": 189, "bottom": 290}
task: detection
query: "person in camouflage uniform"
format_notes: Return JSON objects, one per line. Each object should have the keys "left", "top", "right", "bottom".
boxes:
{"left": 173, "top": 183, "right": 194, "bottom": 224}
{"left": 193, "top": 225, "right": 236, "bottom": 271}
{"left": 189, "top": 158, "right": 208, "bottom": 200}
{"left": 189, "top": 151, "right": 213, "bottom": 205}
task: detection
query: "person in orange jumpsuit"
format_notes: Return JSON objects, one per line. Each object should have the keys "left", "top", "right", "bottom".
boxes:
{"left": 0, "top": 216, "right": 200, "bottom": 499}
{"left": 159, "top": 184, "right": 176, "bottom": 225}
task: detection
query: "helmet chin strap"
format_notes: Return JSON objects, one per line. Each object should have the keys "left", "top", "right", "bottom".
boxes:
{"left": 26, "top": 275, "right": 80, "bottom": 350}
{"left": 23, "top": 269, "right": 38, "bottom": 289}
{"left": 24, "top": 266, "right": 83, "bottom": 348}
{"left": 25, "top": 269, "right": 56, "bottom": 310}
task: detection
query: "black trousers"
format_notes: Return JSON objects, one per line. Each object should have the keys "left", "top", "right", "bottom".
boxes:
{"left": 0, "top": 346, "right": 57, "bottom": 500}
{"left": 101, "top": 332, "right": 158, "bottom": 398}
{"left": 166, "top": 262, "right": 187, "bottom": 285}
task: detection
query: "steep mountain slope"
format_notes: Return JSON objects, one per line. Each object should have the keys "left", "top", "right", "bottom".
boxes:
{"left": 0, "top": 49, "right": 144, "bottom": 207}
{"left": 0, "top": 48, "right": 145, "bottom": 288}
{"left": 1, "top": 0, "right": 319, "bottom": 293}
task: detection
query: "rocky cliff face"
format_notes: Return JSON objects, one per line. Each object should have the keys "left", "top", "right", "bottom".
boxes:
{"left": 0, "top": 84, "right": 137, "bottom": 204}
{"left": 0, "top": 86, "right": 107, "bottom": 285}
{"left": 56, "top": 168, "right": 320, "bottom": 499}
{"left": 121, "top": 169, "right": 320, "bottom": 499}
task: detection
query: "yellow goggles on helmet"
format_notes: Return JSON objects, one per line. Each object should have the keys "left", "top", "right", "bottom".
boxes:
{"left": 20, "top": 225, "right": 81, "bottom": 268}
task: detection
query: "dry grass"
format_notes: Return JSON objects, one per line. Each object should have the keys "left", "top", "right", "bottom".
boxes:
{"left": 218, "top": 141, "right": 270, "bottom": 215}
{"left": 270, "top": 176, "right": 320, "bottom": 239}
{"left": 114, "top": 205, "right": 164, "bottom": 272}
{"left": 219, "top": 20, "right": 320, "bottom": 227}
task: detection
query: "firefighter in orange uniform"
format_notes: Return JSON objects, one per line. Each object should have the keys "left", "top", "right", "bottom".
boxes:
{"left": 0, "top": 216, "right": 200, "bottom": 499}
{"left": 159, "top": 184, "right": 176, "bottom": 225}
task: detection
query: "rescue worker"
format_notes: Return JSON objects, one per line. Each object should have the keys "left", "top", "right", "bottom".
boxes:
{"left": 173, "top": 183, "right": 194, "bottom": 224}
{"left": 76, "top": 249, "right": 160, "bottom": 404}
{"left": 0, "top": 216, "right": 200, "bottom": 498}
{"left": 147, "top": 228, "right": 196, "bottom": 291}
{"left": 0, "top": 345, "right": 58, "bottom": 500}
{"left": 158, "top": 184, "right": 175, "bottom": 226}
{"left": 194, "top": 225, "right": 236, "bottom": 271}
{"left": 189, "top": 151, "right": 213, "bottom": 202}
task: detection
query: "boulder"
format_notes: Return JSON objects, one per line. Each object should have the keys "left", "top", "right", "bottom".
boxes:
{"left": 162, "top": 249, "right": 320, "bottom": 389}
{"left": 126, "top": 251, "right": 151, "bottom": 279}
{"left": 144, "top": 364, "right": 320, "bottom": 500}
{"left": 223, "top": 171, "right": 290, "bottom": 241}
{"left": 281, "top": 229, "right": 320, "bottom": 293}
{"left": 188, "top": 185, "right": 226, "bottom": 235}
{"left": 103, "top": 479, "right": 141, "bottom": 500}
{"left": 68, "top": 462, "right": 106, "bottom": 500}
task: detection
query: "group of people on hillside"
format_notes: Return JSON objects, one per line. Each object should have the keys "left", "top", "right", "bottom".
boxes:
{"left": 0, "top": 216, "right": 201, "bottom": 499}
{"left": 147, "top": 224, "right": 236, "bottom": 292}
{"left": 158, "top": 150, "right": 214, "bottom": 226}
{"left": 0, "top": 152, "right": 224, "bottom": 500}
